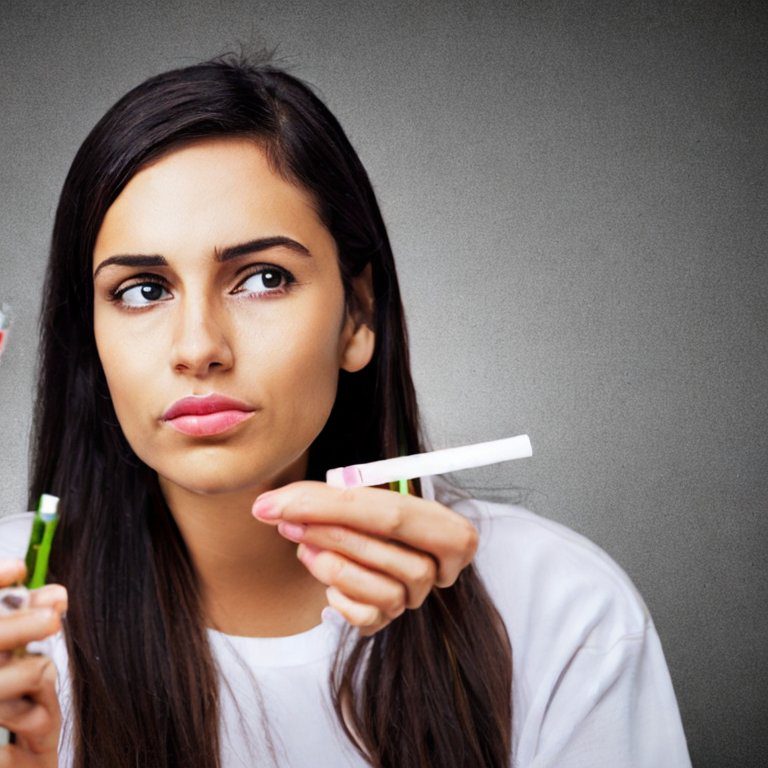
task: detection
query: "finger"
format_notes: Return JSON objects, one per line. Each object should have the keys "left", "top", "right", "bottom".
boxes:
{"left": 325, "top": 586, "right": 390, "bottom": 637}
{"left": 0, "top": 655, "right": 60, "bottom": 754}
{"left": 0, "top": 654, "right": 55, "bottom": 704}
{"left": 279, "top": 522, "right": 437, "bottom": 609}
{"left": 1, "top": 702, "right": 57, "bottom": 750}
{"left": 0, "top": 694, "right": 35, "bottom": 721}
{"left": 296, "top": 544, "right": 407, "bottom": 621}
{"left": 0, "top": 560, "right": 26, "bottom": 589}
{"left": 0, "top": 609, "right": 60, "bottom": 652}
{"left": 0, "top": 743, "right": 53, "bottom": 768}
{"left": 28, "top": 585, "right": 67, "bottom": 615}
{"left": 1, "top": 584, "right": 67, "bottom": 618}
{"left": 255, "top": 481, "right": 479, "bottom": 586}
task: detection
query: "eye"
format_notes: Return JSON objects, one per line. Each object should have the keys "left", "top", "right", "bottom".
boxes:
{"left": 116, "top": 282, "right": 172, "bottom": 308}
{"left": 236, "top": 266, "right": 294, "bottom": 296}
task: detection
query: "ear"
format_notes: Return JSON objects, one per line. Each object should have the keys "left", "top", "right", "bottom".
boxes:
{"left": 339, "top": 262, "right": 375, "bottom": 373}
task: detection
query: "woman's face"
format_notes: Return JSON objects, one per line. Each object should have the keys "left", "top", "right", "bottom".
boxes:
{"left": 92, "top": 137, "right": 374, "bottom": 496}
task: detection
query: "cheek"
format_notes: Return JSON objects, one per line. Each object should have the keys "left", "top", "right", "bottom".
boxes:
{"left": 249, "top": 308, "right": 343, "bottom": 414}
{"left": 234, "top": 296, "right": 346, "bottom": 454}
{"left": 91, "top": 285, "right": 350, "bottom": 487}
{"left": 94, "top": 312, "right": 162, "bottom": 435}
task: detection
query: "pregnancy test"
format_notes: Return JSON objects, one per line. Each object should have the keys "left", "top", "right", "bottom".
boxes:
{"left": 325, "top": 434, "right": 532, "bottom": 489}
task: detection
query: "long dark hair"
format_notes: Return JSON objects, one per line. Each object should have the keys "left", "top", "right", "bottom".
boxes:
{"left": 30, "top": 51, "right": 513, "bottom": 767}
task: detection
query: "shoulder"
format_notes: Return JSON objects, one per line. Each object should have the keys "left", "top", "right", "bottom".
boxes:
{"left": 0, "top": 512, "right": 34, "bottom": 560}
{"left": 424, "top": 476, "right": 651, "bottom": 652}
{"left": 424, "top": 477, "right": 692, "bottom": 765}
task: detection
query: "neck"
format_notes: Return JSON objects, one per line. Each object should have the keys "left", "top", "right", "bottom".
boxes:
{"left": 158, "top": 454, "right": 328, "bottom": 637}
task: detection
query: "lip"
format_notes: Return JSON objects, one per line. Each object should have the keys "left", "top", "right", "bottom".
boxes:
{"left": 162, "top": 394, "right": 257, "bottom": 437}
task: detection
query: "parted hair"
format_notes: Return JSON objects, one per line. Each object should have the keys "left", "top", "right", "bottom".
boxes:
{"left": 31, "top": 51, "right": 513, "bottom": 767}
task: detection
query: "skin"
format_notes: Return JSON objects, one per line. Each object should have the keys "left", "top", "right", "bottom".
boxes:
{"left": 91, "top": 136, "right": 369, "bottom": 636}
{"left": 0, "top": 136, "right": 478, "bottom": 761}
{"left": 0, "top": 558, "right": 67, "bottom": 768}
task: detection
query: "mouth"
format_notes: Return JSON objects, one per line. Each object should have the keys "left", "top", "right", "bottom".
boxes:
{"left": 161, "top": 394, "right": 257, "bottom": 437}
{"left": 165, "top": 410, "right": 256, "bottom": 437}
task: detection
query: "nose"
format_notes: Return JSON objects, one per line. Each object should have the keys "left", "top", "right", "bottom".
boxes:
{"left": 170, "top": 296, "right": 234, "bottom": 377}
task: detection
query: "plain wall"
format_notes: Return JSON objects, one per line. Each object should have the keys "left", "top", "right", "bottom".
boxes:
{"left": 0, "top": 1, "right": 765, "bottom": 765}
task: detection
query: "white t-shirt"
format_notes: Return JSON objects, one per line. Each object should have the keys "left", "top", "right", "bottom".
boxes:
{"left": 0, "top": 476, "right": 692, "bottom": 767}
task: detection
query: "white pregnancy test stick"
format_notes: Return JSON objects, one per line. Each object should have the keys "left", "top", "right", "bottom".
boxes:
{"left": 325, "top": 434, "right": 532, "bottom": 488}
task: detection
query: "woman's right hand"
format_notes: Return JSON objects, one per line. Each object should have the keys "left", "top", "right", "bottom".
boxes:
{"left": 0, "top": 558, "right": 67, "bottom": 768}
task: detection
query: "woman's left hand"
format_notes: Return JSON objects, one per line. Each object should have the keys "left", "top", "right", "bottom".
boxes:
{"left": 251, "top": 481, "right": 478, "bottom": 637}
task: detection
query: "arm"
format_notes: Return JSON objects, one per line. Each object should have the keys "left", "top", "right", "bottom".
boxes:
{"left": 519, "top": 620, "right": 692, "bottom": 768}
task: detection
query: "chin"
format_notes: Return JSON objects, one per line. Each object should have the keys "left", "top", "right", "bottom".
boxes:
{"left": 156, "top": 453, "right": 301, "bottom": 497}
{"left": 144, "top": 437, "right": 311, "bottom": 497}
{"left": 161, "top": 465, "right": 259, "bottom": 496}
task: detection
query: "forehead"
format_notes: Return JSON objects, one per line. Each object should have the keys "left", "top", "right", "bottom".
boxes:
{"left": 93, "top": 136, "right": 330, "bottom": 264}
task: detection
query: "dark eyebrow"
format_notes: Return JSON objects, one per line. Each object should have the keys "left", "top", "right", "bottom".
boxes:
{"left": 93, "top": 236, "right": 311, "bottom": 279}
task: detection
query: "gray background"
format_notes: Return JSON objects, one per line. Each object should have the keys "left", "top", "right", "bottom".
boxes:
{"left": 0, "top": 1, "right": 765, "bottom": 766}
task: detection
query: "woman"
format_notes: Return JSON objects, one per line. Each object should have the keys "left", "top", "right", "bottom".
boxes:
{"left": 0, "top": 53, "right": 691, "bottom": 767}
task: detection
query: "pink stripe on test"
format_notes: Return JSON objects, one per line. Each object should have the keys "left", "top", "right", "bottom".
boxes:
{"left": 342, "top": 465, "right": 361, "bottom": 487}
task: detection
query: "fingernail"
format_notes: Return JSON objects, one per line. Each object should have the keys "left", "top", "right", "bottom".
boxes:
{"left": 35, "top": 608, "right": 55, "bottom": 621}
{"left": 252, "top": 499, "right": 280, "bottom": 520}
{"left": 0, "top": 587, "right": 30, "bottom": 616}
{"left": 1, "top": 594, "right": 24, "bottom": 611}
{"left": 278, "top": 522, "right": 305, "bottom": 542}
{"left": 321, "top": 606, "right": 347, "bottom": 627}
{"left": 297, "top": 543, "right": 320, "bottom": 565}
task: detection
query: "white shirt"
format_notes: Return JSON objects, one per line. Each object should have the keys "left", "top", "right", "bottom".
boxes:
{"left": 0, "top": 476, "right": 692, "bottom": 767}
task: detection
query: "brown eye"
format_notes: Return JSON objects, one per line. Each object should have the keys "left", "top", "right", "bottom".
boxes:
{"left": 118, "top": 282, "right": 171, "bottom": 307}
{"left": 238, "top": 267, "right": 294, "bottom": 295}
{"left": 140, "top": 285, "right": 165, "bottom": 301}
{"left": 261, "top": 270, "right": 282, "bottom": 288}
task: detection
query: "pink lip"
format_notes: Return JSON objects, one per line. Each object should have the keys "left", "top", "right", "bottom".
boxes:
{"left": 162, "top": 394, "right": 257, "bottom": 437}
